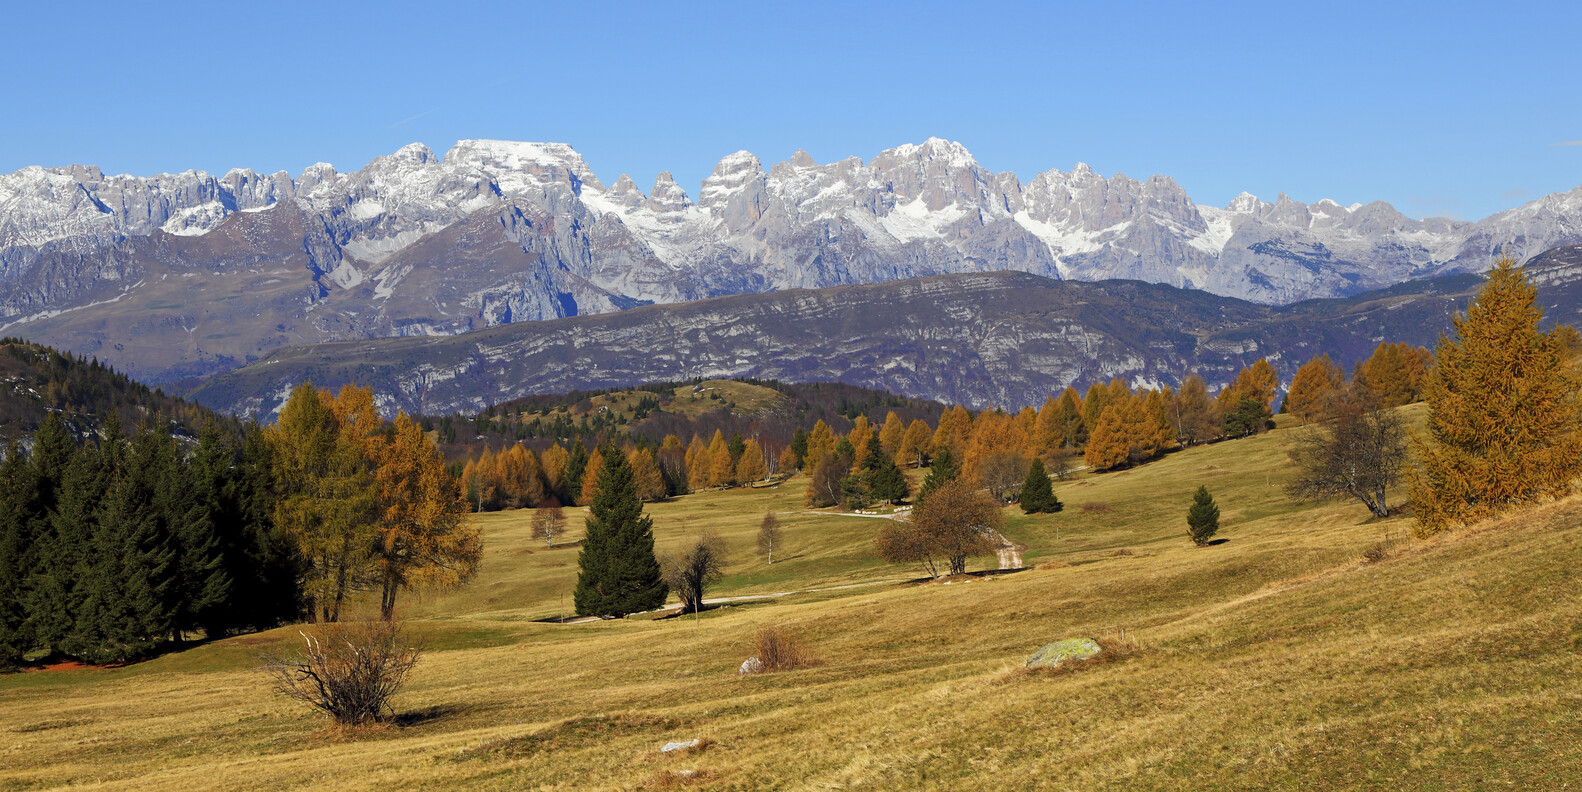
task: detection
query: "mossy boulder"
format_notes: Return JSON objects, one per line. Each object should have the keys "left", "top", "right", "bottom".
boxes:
{"left": 1026, "top": 638, "right": 1101, "bottom": 669}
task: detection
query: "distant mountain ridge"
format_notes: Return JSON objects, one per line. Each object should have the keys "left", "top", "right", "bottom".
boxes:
{"left": 4, "top": 139, "right": 1581, "bottom": 384}
{"left": 186, "top": 245, "right": 1582, "bottom": 419}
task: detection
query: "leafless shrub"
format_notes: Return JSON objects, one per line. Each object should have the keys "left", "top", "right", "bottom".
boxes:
{"left": 263, "top": 620, "right": 422, "bottom": 726}
{"left": 752, "top": 625, "right": 815, "bottom": 672}
{"left": 1079, "top": 501, "right": 1112, "bottom": 514}
{"left": 1363, "top": 529, "right": 1404, "bottom": 563}
{"left": 660, "top": 530, "right": 728, "bottom": 615}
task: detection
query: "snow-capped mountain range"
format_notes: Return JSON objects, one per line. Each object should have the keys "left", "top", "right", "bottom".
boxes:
{"left": 1, "top": 137, "right": 1579, "bottom": 383}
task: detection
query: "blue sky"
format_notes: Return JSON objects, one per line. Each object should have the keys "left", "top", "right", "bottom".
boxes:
{"left": 4, "top": 0, "right": 1579, "bottom": 220}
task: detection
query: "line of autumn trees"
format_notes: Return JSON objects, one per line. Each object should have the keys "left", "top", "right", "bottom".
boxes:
{"left": 450, "top": 339, "right": 1450, "bottom": 517}
{"left": 0, "top": 382, "right": 481, "bottom": 669}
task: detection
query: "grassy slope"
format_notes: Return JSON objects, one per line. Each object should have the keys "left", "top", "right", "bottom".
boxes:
{"left": 3, "top": 406, "right": 1580, "bottom": 791}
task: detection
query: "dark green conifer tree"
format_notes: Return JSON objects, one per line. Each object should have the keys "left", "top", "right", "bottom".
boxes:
{"left": 29, "top": 433, "right": 101, "bottom": 657}
{"left": 230, "top": 425, "right": 300, "bottom": 629}
{"left": 0, "top": 446, "right": 35, "bottom": 667}
{"left": 1187, "top": 485, "right": 1220, "bottom": 546}
{"left": 29, "top": 413, "right": 72, "bottom": 510}
{"left": 1019, "top": 458, "right": 1062, "bottom": 514}
{"left": 790, "top": 428, "right": 809, "bottom": 470}
{"left": 79, "top": 447, "right": 175, "bottom": 662}
{"left": 917, "top": 445, "right": 960, "bottom": 504}
{"left": 168, "top": 425, "right": 232, "bottom": 638}
{"left": 564, "top": 440, "right": 589, "bottom": 505}
{"left": 866, "top": 434, "right": 910, "bottom": 504}
{"left": 573, "top": 446, "right": 667, "bottom": 617}
{"left": 835, "top": 437, "right": 856, "bottom": 463}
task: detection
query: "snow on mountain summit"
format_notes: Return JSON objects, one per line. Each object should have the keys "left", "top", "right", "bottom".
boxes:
{"left": 2, "top": 137, "right": 1581, "bottom": 340}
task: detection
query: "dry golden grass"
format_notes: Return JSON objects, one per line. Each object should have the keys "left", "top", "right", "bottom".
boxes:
{"left": 3, "top": 402, "right": 1580, "bottom": 789}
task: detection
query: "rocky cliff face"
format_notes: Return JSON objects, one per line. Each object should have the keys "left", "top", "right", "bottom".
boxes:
{"left": 4, "top": 139, "right": 1581, "bottom": 383}
{"left": 192, "top": 247, "right": 1582, "bottom": 420}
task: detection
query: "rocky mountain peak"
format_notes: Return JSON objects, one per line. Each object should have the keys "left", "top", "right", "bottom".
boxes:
{"left": 606, "top": 173, "right": 646, "bottom": 209}
{"left": 1227, "top": 191, "right": 1264, "bottom": 213}
{"left": 445, "top": 139, "right": 605, "bottom": 196}
{"left": 645, "top": 171, "right": 693, "bottom": 214}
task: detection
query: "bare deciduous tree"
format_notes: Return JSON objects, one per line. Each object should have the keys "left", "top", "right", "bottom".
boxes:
{"left": 977, "top": 451, "right": 1029, "bottom": 503}
{"left": 803, "top": 453, "right": 844, "bottom": 508}
{"left": 531, "top": 499, "right": 567, "bottom": 548}
{"left": 661, "top": 530, "right": 729, "bottom": 614}
{"left": 1046, "top": 445, "right": 1078, "bottom": 480}
{"left": 263, "top": 620, "right": 422, "bottom": 726}
{"left": 1286, "top": 389, "right": 1407, "bottom": 517}
{"left": 756, "top": 512, "right": 782, "bottom": 565}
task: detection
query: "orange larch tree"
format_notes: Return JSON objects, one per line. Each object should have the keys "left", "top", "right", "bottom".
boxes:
{"left": 736, "top": 438, "right": 770, "bottom": 484}
{"left": 370, "top": 413, "right": 481, "bottom": 620}
{"left": 1286, "top": 354, "right": 1346, "bottom": 422}
{"left": 878, "top": 412, "right": 906, "bottom": 460}
{"left": 1409, "top": 255, "right": 1582, "bottom": 536}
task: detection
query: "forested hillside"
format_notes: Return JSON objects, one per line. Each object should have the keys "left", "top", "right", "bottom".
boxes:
{"left": 0, "top": 338, "right": 227, "bottom": 448}
{"left": 426, "top": 378, "right": 945, "bottom": 460}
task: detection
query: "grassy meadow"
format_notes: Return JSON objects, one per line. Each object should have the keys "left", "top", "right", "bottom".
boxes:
{"left": 3, "top": 404, "right": 1580, "bottom": 790}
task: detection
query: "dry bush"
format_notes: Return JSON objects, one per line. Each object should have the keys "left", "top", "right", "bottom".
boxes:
{"left": 752, "top": 625, "right": 815, "bottom": 672}
{"left": 1363, "top": 529, "right": 1405, "bottom": 563}
{"left": 263, "top": 620, "right": 422, "bottom": 726}
{"left": 1079, "top": 501, "right": 1112, "bottom": 513}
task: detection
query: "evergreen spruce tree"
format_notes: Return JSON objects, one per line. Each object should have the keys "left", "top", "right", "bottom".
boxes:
{"left": 234, "top": 425, "right": 300, "bottom": 629}
{"left": 1409, "top": 255, "right": 1582, "bottom": 535}
{"left": 917, "top": 445, "right": 960, "bottom": 504}
{"left": 790, "top": 428, "right": 809, "bottom": 470}
{"left": 29, "top": 435, "right": 101, "bottom": 657}
{"left": 1187, "top": 486, "right": 1220, "bottom": 546}
{"left": 168, "top": 425, "right": 232, "bottom": 638}
{"left": 564, "top": 441, "right": 589, "bottom": 505}
{"left": 29, "top": 413, "right": 72, "bottom": 510}
{"left": 834, "top": 437, "right": 856, "bottom": 464}
{"left": 869, "top": 449, "right": 910, "bottom": 505}
{"left": 1019, "top": 458, "right": 1062, "bottom": 514}
{"left": 574, "top": 446, "right": 667, "bottom": 617}
{"left": 81, "top": 453, "right": 176, "bottom": 662}
{"left": 0, "top": 446, "right": 35, "bottom": 667}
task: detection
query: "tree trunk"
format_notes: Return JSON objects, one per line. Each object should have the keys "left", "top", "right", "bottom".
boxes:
{"left": 379, "top": 564, "right": 399, "bottom": 621}
{"left": 949, "top": 554, "right": 967, "bottom": 576}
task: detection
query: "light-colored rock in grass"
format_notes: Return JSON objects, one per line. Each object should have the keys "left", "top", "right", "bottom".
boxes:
{"left": 662, "top": 739, "right": 701, "bottom": 753}
{"left": 738, "top": 657, "right": 763, "bottom": 675}
{"left": 1026, "top": 638, "right": 1102, "bottom": 669}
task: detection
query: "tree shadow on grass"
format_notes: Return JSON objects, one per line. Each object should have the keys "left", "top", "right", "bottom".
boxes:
{"left": 392, "top": 704, "right": 469, "bottom": 728}
{"left": 897, "top": 566, "right": 1034, "bottom": 586}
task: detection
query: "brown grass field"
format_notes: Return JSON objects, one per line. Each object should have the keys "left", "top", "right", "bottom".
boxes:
{"left": 3, "top": 405, "right": 1580, "bottom": 790}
